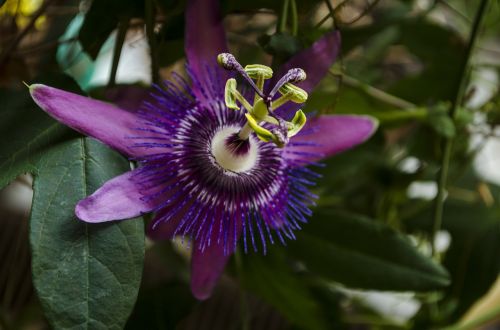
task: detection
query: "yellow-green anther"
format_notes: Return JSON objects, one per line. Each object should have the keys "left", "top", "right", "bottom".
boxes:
{"left": 270, "top": 83, "right": 308, "bottom": 110}
{"left": 224, "top": 79, "right": 240, "bottom": 110}
{"left": 245, "top": 113, "right": 275, "bottom": 142}
{"left": 287, "top": 110, "right": 307, "bottom": 137}
{"left": 218, "top": 53, "right": 308, "bottom": 147}
{"left": 245, "top": 64, "right": 273, "bottom": 80}
{"left": 245, "top": 64, "right": 273, "bottom": 103}
{"left": 224, "top": 78, "right": 253, "bottom": 112}
{"left": 279, "top": 83, "right": 308, "bottom": 103}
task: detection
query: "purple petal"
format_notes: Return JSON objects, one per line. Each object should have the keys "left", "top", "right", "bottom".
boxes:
{"left": 270, "top": 30, "right": 341, "bottom": 118}
{"left": 75, "top": 168, "right": 163, "bottom": 222}
{"left": 104, "top": 85, "right": 153, "bottom": 113}
{"left": 190, "top": 217, "right": 242, "bottom": 300}
{"left": 185, "top": 0, "right": 228, "bottom": 100}
{"left": 30, "top": 84, "right": 167, "bottom": 157}
{"left": 273, "top": 30, "right": 341, "bottom": 94}
{"left": 285, "top": 115, "right": 378, "bottom": 163}
{"left": 190, "top": 240, "right": 232, "bottom": 300}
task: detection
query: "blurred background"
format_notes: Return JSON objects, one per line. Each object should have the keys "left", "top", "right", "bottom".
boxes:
{"left": 1, "top": 0, "right": 499, "bottom": 329}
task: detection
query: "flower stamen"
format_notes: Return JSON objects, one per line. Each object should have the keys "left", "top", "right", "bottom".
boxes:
{"left": 244, "top": 64, "right": 273, "bottom": 103}
{"left": 217, "top": 53, "right": 266, "bottom": 99}
{"left": 268, "top": 68, "right": 307, "bottom": 99}
{"left": 217, "top": 53, "right": 309, "bottom": 148}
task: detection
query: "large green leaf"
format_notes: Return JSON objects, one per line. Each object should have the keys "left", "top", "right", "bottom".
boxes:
{"left": 30, "top": 137, "right": 145, "bottom": 330}
{"left": 289, "top": 210, "right": 450, "bottom": 291}
{"left": 239, "top": 250, "right": 329, "bottom": 330}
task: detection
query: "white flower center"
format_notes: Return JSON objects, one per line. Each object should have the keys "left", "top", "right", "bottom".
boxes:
{"left": 211, "top": 126, "right": 258, "bottom": 173}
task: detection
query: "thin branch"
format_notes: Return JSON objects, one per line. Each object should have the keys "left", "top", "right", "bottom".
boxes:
{"left": 315, "top": 0, "right": 381, "bottom": 29}
{"left": 0, "top": 0, "right": 56, "bottom": 69}
{"left": 330, "top": 70, "right": 417, "bottom": 109}
{"left": 314, "top": 0, "right": 347, "bottom": 29}
{"left": 290, "top": 0, "right": 298, "bottom": 36}
{"left": 279, "top": 0, "right": 290, "bottom": 33}
{"left": 339, "top": 0, "right": 381, "bottom": 26}
{"left": 431, "top": 0, "right": 489, "bottom": 255}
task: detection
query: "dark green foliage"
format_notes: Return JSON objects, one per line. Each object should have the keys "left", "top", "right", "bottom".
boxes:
{"left": 30, "top": 138, "right": 145, "bottom": 329}
{"left": 290, "top": 210, "right": 450, "bottom": 291}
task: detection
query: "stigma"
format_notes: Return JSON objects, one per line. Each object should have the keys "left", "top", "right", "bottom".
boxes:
{"left": 217, "top": 53, "right": 308, "bottom": 148}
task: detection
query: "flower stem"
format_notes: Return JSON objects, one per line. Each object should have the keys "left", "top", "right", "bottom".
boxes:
{"left": 370, "top": 108, "right": 428, "bottom": 122}
{"left": 431, "top": 0, "right": 489, "bottom": 256}
{"left": 279, "top": 0, "right": 290, "bottom": 33}
{"left": 290, "top": 0, "right": 298, "bottom": 36}
{"left": 331, "top": 71, "right": 416, "bottom": 109}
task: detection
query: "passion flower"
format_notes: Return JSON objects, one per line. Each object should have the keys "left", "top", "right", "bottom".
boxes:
{"left": 29, "top": 0, "right": 378, "bottom": 300}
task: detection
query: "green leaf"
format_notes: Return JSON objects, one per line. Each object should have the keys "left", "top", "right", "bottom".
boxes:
{"left": 0, "top": 0, "right": 6, "bottom": 8}
{"left": 0, "top": 89, "right": 75, "bottom": 189}
{"left": 30, "top": 137, "right": 145, "bottom": 330}
{"left": 239, "top": 250, "right": 329, "bottom": 330}
{"left": 427, "top": 103, "right": 456, "bottom": 138}
{"left": 289, "top": 210, "right": 450, "bottom": 291}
